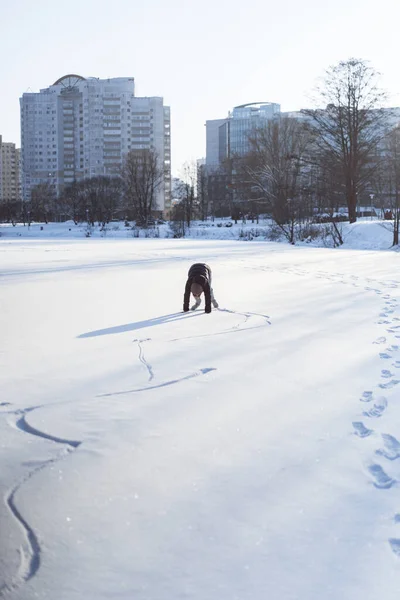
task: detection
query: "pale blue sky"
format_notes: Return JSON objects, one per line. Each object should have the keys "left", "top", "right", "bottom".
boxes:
{"left": 2, "top": 0, "right": 399, "bottom": 175}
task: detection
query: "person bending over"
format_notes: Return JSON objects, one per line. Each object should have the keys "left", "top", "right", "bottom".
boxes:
{"left": 183, "top": 263, "right": 219, "bottom": 313}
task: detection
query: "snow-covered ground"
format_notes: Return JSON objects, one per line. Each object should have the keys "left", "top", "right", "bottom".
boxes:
{"left": 0, "top": 217, "right": 398, "bottom": 251}
{"left": 1, "top": 223, "right": 400, "bottom": 599}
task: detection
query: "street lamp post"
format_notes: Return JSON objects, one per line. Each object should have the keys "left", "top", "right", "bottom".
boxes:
{"left": 369, "top": 193, "right": 375, "bottom": 220}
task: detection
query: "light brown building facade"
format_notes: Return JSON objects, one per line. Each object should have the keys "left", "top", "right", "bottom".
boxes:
{"left": 0, "top": 135, "right": 21, "bottom": 203}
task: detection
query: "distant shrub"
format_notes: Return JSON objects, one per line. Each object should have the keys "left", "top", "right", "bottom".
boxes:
{"left": 169, "top": 221, "right": 185, "bottom": 238}
{"left": 265, "top": 225, "right": 284, "bottom": 241}
{"left": 144, "top": 227, "right": 160, "bottom": 238}
{"left": 130, "top": 226, "right": 140, "bottom": 238}
{"left": 238, "top": 227, "right": 268, "bottom": 241}
{"left": 299, "top": 223, "right": 320, "bottom": 242}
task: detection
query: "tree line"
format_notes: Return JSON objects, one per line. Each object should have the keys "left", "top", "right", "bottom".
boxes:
{"left": 0, "top": 149, "right": 164, "bottom": 227}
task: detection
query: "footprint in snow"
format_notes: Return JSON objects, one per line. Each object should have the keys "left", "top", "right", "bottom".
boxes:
{"left": 376, "top": 434, "right": 400, "bottom": 461}
{"left": 389, "top": 539, "right": 400, "bottom": 557}
{"left": 380, "top": 313, "right": 389, "bottom": 318}
{"left": 379, "top": 379, "right": 400, "bottom": 390}
{"left": 378, "top": 320, "right": 391, "bottom": 325}
{"left": 0, "top": 402, "right": 11, "bottom": 407}
{"left": 390, "top": 345, "right": 400, "bottom": 351}
{"left": 374, "top": 337, "right": 387, "bottom": 345}
{"left": 392, "top": 361, "right": 400, "bottom": 369}
{"left": 363, "top": 397, "right": 388, "bottom": 418}
{"left": 368, "top": 464, "right": 396, "bottom": 489}
{"left": 394, "top": 514, "right": 400, "bottom": 523}
{"left": 360, "top": 391, "right": 373, "bottom": 402}
{"left": 352, "top": 422, "right": 373, "bottom": 437}
{"left": 380, "top": 353, "right": 392, "bottom": 360}
{"left": 381, "top": 369, "right": 394, "bottom": 379}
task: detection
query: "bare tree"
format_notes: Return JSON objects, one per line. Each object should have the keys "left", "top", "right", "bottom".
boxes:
{"left": 197, "top": 163, "right": 209, "bottom": 221}
{"left": 122, "top": 149, "right": 163, "bottom": 225}
{"left": 89, "top": 176, "right": 122, "bottom": 226}
{"left": 242, "top": 116, "right": 314, "bottom": 243}
{"left": 176, "top": 161, "right": 197, "bottom": 227}
{"left": 0, "top": 200, "right": 21, "bottom": 224}
{"left": 304, "top": 58, "right": 388, "bottom": 223}
{"left": 57, "top": 176, "right": 122, "bottom": 225}
{"left": 169, "top": 201, "right": 186, "bottom": 237}
{"left": 58, "top": 180, "right": 82, "bottom": 224}
{"left": 313, "top": 151, "right": 345, "bottom": 216}
{"left": 30, "top": 182, "right": 56, "bottom": 223}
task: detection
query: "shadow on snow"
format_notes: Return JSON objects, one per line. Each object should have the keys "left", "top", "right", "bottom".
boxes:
{"left": 77, "top": 311, "right": 201, "bottom": 338}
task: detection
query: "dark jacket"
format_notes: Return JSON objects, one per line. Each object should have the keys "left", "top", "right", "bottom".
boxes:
{"left": 183, "top": 263, "right": 212, "bottom": 313}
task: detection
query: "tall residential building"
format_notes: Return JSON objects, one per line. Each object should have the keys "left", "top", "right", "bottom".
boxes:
{"left": 20, "top": 74, "right": 171, "bottom": 212}
{"left": 206, "top": 102, "right": 280, "bottom": 168}
{"left": 0, "top": 136, "right": 21, "bottom": 203}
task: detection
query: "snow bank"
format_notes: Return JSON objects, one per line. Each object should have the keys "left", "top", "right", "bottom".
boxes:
{"left": 0, "top": 218, "right": 398, "bottom": 251}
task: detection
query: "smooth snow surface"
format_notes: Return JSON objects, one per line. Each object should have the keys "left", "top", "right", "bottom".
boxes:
{"left": 1, "top": 232, "right": 400, "bottom": 599}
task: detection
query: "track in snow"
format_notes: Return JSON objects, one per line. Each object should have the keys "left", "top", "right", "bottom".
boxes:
{"left": 251, "top": 263, "right": 400, "bottom": 558}
{"left": 0, "top": 407, "right": 81, "bottom": 598}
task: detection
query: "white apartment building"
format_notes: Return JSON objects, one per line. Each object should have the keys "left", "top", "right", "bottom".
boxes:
{"left": 0, "top": 136, "right": 21, "bottom": 203}
{"left": 20, "top": 75, "right": 171, "bottom": 212}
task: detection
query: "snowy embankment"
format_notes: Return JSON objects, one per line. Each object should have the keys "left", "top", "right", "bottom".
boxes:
{"left": 0, "top": 217, "right": 398, "bottom": 251}
{"left": 0, "top": 232, "right": 400, "bottom": 599}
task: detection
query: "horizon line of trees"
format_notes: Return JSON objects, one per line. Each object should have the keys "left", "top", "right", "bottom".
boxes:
{"left": 0, "top": 148, "right": 165, "bottom": 227}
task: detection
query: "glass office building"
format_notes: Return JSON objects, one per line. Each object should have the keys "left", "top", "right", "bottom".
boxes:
{"left": 206, "top": 102, "right": 280, "bottom": 166}
{"left": 229, "top": 103, "right": 280, "bottom": 157}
